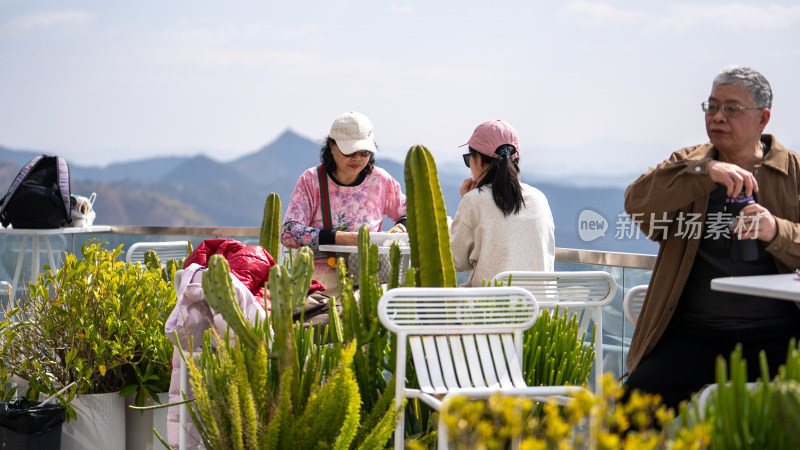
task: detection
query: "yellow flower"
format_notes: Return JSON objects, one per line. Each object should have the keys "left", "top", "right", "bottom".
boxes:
{"left": 544, "top": 404, "right": 571, "bottom": 441}
{"left": 520, "top": 437, "right": 547, "bottom": 450}
{"left": 596, "top": 431, "right": 620, "bottom": 450}
{"left": 612, "top": 406, "right": 630, "bottom": 431}
{"left": 622, "top": 432, "right": 659, "bottom": 450}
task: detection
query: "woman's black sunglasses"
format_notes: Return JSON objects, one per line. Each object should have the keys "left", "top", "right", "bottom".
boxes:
{"left": 462, "top": 153, "right": 471, "bottom": 168}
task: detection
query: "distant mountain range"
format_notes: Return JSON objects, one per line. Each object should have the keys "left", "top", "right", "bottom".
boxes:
{"left": 0, "top": 131, "right": 658, "bottom": 254}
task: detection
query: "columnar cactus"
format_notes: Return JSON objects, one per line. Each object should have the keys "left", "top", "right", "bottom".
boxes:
{"left": 143, "top": 249, "right": 161, "bottom": 271}
{"left": 771, "top": 380, "right": 800, "bottom": 447}
{"left": 201, "top": 254, "right": 263, "bottom": 352}
{"left": 175, "top": 227, "right": 399, "bottom": 449}
{"left": 404, "top": 144, "right": 456, "bottom": 287}
{"left": 142, "top": 240, "right": 192, "bottom": 283}
{"left": 260, "top": 192, "right": 282, "bottom": 259}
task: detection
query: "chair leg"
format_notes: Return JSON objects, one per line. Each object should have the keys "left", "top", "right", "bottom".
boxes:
{"left": 437, "top": 415, "right": 449, "bottom": 449}
{"left": 394, "top": 412, "right": 405, "bottom": 450}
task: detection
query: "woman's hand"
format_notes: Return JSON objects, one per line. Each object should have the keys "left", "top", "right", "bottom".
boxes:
{"left": 334, "top": 231, "right": 359, "bottom": 246}
{"left": 460, "top": 178, "right": 476, "bottom": 198}
{"left": 388, "top": 224, "right": 406, "bottom": 233}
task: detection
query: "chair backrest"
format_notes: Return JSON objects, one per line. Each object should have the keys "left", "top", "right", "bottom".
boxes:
{"left": 126, "top": 240, "right": 191, "bottom": 265}
{"left": 491, "top": 270, "right": 616, "bottom": 331}
{"left": 623, "top": 284, "right": 648, "bottom": 326}
{"left": 491, "top": 270, "right": 617, "bottom": 386}
{"left": 379, "top": 286, "right": 539, "bottom": 394}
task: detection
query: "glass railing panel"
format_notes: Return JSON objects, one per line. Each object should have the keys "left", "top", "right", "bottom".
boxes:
{"left": 1, "top": 226, "right": 655, "bottom": 382}
{"left": 0, "top": 232, "right": 115, "bottom": 310}
{"left": 553, "top": 261, "right": 652, "bottom": 381}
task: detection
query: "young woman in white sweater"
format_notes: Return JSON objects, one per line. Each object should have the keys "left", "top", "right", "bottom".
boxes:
{"left": 450, "top": 119, "right": 555, "bottom": 286}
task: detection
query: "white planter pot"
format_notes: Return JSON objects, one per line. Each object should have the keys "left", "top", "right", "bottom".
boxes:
{"left": 62, "top": 391, "right": 126, "bottom": 450}
{"left": 125, "top": 392, "right": 169, "bottom": 450}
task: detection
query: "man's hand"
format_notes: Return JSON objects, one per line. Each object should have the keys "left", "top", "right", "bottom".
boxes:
{"left": 460, "top": 178, "right": 476, "bottom": 198}
{"left": 733, "top": 203, "right": 777, "bottom": 242}
{"left": 708, "top": 160, "right": 759, "bottom": 197}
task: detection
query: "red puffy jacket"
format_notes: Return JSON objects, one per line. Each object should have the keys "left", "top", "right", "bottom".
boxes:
{"left": 184, "top": 239, "right": 326, "bottom": 311}
{"left": 184, "top": 239, "right": 275, "bottom": 310}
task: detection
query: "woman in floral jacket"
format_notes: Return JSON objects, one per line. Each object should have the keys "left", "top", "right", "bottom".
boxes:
{"left": 280, "top": 111, "right": 406, "bottom": 296}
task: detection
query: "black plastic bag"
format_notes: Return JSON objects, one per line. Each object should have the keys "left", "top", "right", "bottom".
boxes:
{"left": 0, "top": 398, "right": 66, "bottom": 449}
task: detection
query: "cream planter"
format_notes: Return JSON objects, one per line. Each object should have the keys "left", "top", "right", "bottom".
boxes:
{"left": 125, "top": 392, "right": 169, "bottom": 450}
{"left": 62, "top": 391, "right": 126, "bottom": 450}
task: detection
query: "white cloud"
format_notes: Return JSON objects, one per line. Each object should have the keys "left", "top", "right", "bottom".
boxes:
{"left": 645, "top": 4, "right": 800, "bottom": 33}
{"left": 154, "top": 23, "right": 315, "bottom": 46}
{"left": 3, "top": 10, "right": 92, "bottom": 33}
{"left": 390, "top": 5, "right": 415, "bottom": 14}
{"left": 133, "top": 23, "right": 319, "bottom": 69}
{"left": 558, "top": 1, "right": 646, "bottom": 26}
{"left": 559, "top": 2, "right": 800, "bottom": 33}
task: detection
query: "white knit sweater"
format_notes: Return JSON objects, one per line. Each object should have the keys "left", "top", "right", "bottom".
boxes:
{"left": 450, "top": 183, "right": 555, "bottom": 286}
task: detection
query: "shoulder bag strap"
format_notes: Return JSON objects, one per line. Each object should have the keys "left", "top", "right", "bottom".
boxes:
{"left": 317, "top": 165, "right": 337, "bottom": 268}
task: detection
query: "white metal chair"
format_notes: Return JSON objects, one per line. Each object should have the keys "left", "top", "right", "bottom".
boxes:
{"left": 125, "top": 240, "right": 191, "bottom": 265}
{"left": 491, "top": 271, "right": 617, "bottom": 387}
{"left": 623, "top": 284, "right": 648, "bottom": 326}
{"left": 378, "top": 287, "right": 584, "bottom": 450}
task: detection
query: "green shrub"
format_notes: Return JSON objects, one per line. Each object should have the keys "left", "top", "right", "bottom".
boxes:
{"left": 1, "top": 239, "right": 176, "bottom": 417}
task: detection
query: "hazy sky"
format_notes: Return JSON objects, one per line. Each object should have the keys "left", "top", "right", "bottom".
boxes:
{"left": 2, "top": 1, "right": 799, "bottom": 179}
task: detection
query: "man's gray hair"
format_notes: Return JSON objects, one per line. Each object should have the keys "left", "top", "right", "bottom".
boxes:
{"left": 713, "top": 65, "right": 773, "bottom": 109}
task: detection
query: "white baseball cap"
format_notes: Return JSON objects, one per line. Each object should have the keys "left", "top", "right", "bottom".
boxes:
{"left": 329, "top": 111, "right": 377, "bottom": 155}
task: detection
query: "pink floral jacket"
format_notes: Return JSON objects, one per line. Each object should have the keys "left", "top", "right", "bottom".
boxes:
{"left": 280, "top": 165, "right": 406, "bottom": 274}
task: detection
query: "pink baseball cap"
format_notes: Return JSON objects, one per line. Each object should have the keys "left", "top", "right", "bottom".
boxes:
{"left": 460, "top": 119, "right": 520, "bottom": 161}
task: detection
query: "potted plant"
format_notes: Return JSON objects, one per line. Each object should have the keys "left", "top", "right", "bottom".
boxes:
{"left": 0, "top": 319, "right": 20, "bottom": 402}
{"left": 0, "top": 239, "right": 176, "bottom": 450}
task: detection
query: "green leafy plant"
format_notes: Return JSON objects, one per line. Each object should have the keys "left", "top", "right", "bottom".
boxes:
{"left": 1, "top": 239, "right": 176, "bottom": 418}
{"left": 0, "top": 319, "right": 19, "bottom": 402}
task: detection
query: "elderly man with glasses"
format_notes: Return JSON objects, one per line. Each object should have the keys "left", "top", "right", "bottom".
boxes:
{"left": 623, "top": 66, "right": 800, "bottom": 410}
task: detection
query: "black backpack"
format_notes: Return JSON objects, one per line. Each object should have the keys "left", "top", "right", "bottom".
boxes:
{"left": 0, "top": 155, "right": 73, "bottom": 229}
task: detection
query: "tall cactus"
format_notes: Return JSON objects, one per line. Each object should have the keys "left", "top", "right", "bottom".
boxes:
{"left": 269, "top": 246, "right": 314, "bottom": 386}
{"left": 260, "top": 192, "right": 282, "bottom": 259}
{"left": 771, "top": 380, "right": 800, "bottom": 447}
{"left": 404, "top": 144, "right": 456, "bottom": 287}
{"left": 184, "top": 237, "right": 398, "bottom": 449}
{"left": 143, "top": 249, "right": 161, "bottom": 271}
{"left": 141, "top": 240, "right": 192, "bottom": 283}
{"left": 201, "top": 254, "right": 263, "bottom": 352}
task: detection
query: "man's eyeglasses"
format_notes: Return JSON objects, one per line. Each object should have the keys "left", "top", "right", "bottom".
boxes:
{"left": 702, "top": 102, "right": 763, "bottom": 118}
{"left": 462, "top": 153, "right": 471, "bottom": 168}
